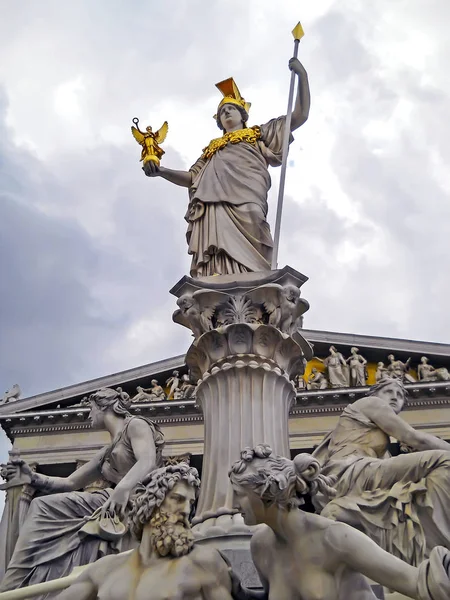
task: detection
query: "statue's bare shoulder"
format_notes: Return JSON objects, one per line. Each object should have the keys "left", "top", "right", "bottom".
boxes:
{"left": 86, "top": 551, "right": 131, "bottom": 586}
{"left": 251, "top": 525, "right": 277, "bottom": 565}
{"left": 189, "top": 544, "right": 230, "bottom": 573}
{"left": 189, "top": 545, "right": 233, "bottom": 593}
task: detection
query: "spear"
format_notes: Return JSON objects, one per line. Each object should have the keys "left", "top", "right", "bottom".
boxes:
{"left": 271, "top": 22, "right": 305, "bottom": 270}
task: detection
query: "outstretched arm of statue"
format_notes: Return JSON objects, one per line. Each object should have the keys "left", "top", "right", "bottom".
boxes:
{"left": 326, "top": 522, "right": 418, "bottom": 598}
{"left": 288, "top": 57, "right": 310, "bottom": 131}
{"left": 142, "top": 161, "right": 192, "bottom": 188}
{"left": 3, "top": 451, "right": 104, "bottom": 494}
{"left": 360, "top": 398, "right": 450, "bottom": 452}
{"left": 101, "top": 418, "right": 157, "bottom": 518}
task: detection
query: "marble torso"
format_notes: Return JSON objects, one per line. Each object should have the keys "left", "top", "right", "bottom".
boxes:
{"left": 93, "top": 546, "right": 232, "bottom": 600}
{"left": 252, "top": 525, "right": 377, "bottom": 600}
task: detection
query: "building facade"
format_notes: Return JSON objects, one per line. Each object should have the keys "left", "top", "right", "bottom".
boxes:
{"left": 1, "top": 328, "right": 450, "bottom": 482}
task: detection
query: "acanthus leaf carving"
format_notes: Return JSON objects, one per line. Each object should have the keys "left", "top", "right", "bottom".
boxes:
{"left": 172, "top": 283, "right": 310, "bottom": 340}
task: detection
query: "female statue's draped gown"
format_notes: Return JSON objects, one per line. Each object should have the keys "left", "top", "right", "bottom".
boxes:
{"left": 0, "top": 417, "right": 163, "bottom": 598}
{"left": 186, "top": 117, "right": 292, "bottom": 277}
{"left": 313, "top": 403, "right": 450, "bottom": 566}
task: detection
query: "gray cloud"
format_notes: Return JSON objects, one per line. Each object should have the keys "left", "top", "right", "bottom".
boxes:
{"left": 0, "top": 89, "right": 190, "bottom": 399}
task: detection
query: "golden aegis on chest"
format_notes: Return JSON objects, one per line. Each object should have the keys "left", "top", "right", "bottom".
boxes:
{"left": 201, "top": 126, "right": 261, "bottom": 160}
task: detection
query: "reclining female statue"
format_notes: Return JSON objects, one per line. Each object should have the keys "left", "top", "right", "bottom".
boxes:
{"left": 312, "top": 378, "right": 450, "bottom": 566}
{"left": 229, "top": 445, "right": 450, "bottom": 600}
{"left": 0, "top": 387, "right": 164, "bottom": 596}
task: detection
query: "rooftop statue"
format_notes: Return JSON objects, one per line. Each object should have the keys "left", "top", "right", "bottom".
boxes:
{"left": 418, "top": 356, "right": 450, "bottom": 382}
{"left": 316, "top": 346, "right": 350, "bottom": 388}
{"left": 132, "top": 380, "right": 166, "bottom": 403}
{"left": 229, "top": 445, "right": 450, "bottom": 600}
{"left": 375, "top": 361, "right": 389, "bottom": 382}
{"left": 142, "top": 57, "right": 310, "bottom": 277}
{"left": 55, "top": 464, "right": 238, "bottom": 600}
{"left": 0, "top": 388, "right": 164, "bottom": 596}
{"left": 306, "top": 367, "right": 328, "bottom": 390}
{"left": 346, "top": 347, "right": 367, "bottom": 387}
{"left": 312, "top": 379, "right": 450, "bottom": 566}
{"left": 173, "top": 374, "right": 196, "bottom": 400}
{"left": 387, "top": 353, "right": 416, "bottom": 382}
{"left": 132, "top": 386, "right": 156, "bottom": 403}
{"left": 0, "top": 384, "right": 21, "bottom": 406}
{"left": 166, "top": 370, "right": 181, "bottom": 400}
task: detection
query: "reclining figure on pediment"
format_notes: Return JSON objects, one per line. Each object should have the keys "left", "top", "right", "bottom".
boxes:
{"left": 132, "top": 381, "right": 166, "bottom": 403}
{"left": 418, "top": 356, "right": 450, "bottom": 382}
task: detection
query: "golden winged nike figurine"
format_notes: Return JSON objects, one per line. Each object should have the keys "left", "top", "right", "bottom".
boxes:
{"left": 131, "top": 117, "right": 168, "bottom": 166}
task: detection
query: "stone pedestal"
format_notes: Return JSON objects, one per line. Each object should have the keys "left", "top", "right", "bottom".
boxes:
{"left": 170, "top": 266, "right": 313, "bottom": 538}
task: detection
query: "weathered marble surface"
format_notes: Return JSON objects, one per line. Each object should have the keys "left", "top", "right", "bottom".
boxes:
{"left": 346, "top": 347, "right": 367, "bottom": 386}
{"left": 229, "top": 445, "right": 450, "bottom": 600}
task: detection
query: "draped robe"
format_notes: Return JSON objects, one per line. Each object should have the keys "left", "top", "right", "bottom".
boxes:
{"left": 186, "top": 116, "right": 292, "bottom": 277}
{"left": 0, "top": 417, "right": 163, "bottom": 599}
{"left": 313, "top": 403, "right": 450, "bottom": 567}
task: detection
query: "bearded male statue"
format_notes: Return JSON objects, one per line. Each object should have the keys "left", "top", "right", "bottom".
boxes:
{"left": 56, "top": 463, "right": 240, "bottom": 600}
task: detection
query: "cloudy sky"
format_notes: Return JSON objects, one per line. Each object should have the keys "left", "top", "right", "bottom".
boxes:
{"left": 1, "top": 0, "right": 450, "bottom": 465}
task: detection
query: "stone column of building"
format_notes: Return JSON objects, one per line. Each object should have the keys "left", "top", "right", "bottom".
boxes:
{"left": 0, "top": 453, "right": 37, "bottom": 579}
{"left": 170, "top": 266, "right": 312, "bottom": 539}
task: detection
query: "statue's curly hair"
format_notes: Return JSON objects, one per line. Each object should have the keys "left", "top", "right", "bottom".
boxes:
{"left": 368, "top": 378, "right": 408, "bottom": 402}
{"left": 89, "top": 387, "right": 165, "bottom": 467}
{"left": 89, "top": 387, "right": 132, "bottom": 417}
{"left": 128, "top": 463, "right": 201, "bottom": 540}
{"left": 216, "top": 103, "right": 249, "bottom": 132}
{"left": 229, "top": 444, "right": 336, "bottom": 510}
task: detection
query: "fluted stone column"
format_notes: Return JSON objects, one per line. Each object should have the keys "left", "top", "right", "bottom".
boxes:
{"left": 170, "top": 266, "right": 312, "bottom": 539}
{"left": 0, "top": 454, "right": 36, "bottom": 578}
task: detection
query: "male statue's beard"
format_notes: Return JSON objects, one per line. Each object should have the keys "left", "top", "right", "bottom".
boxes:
{"left": 149, "top": 507, "right": 194, "bottom": 558}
